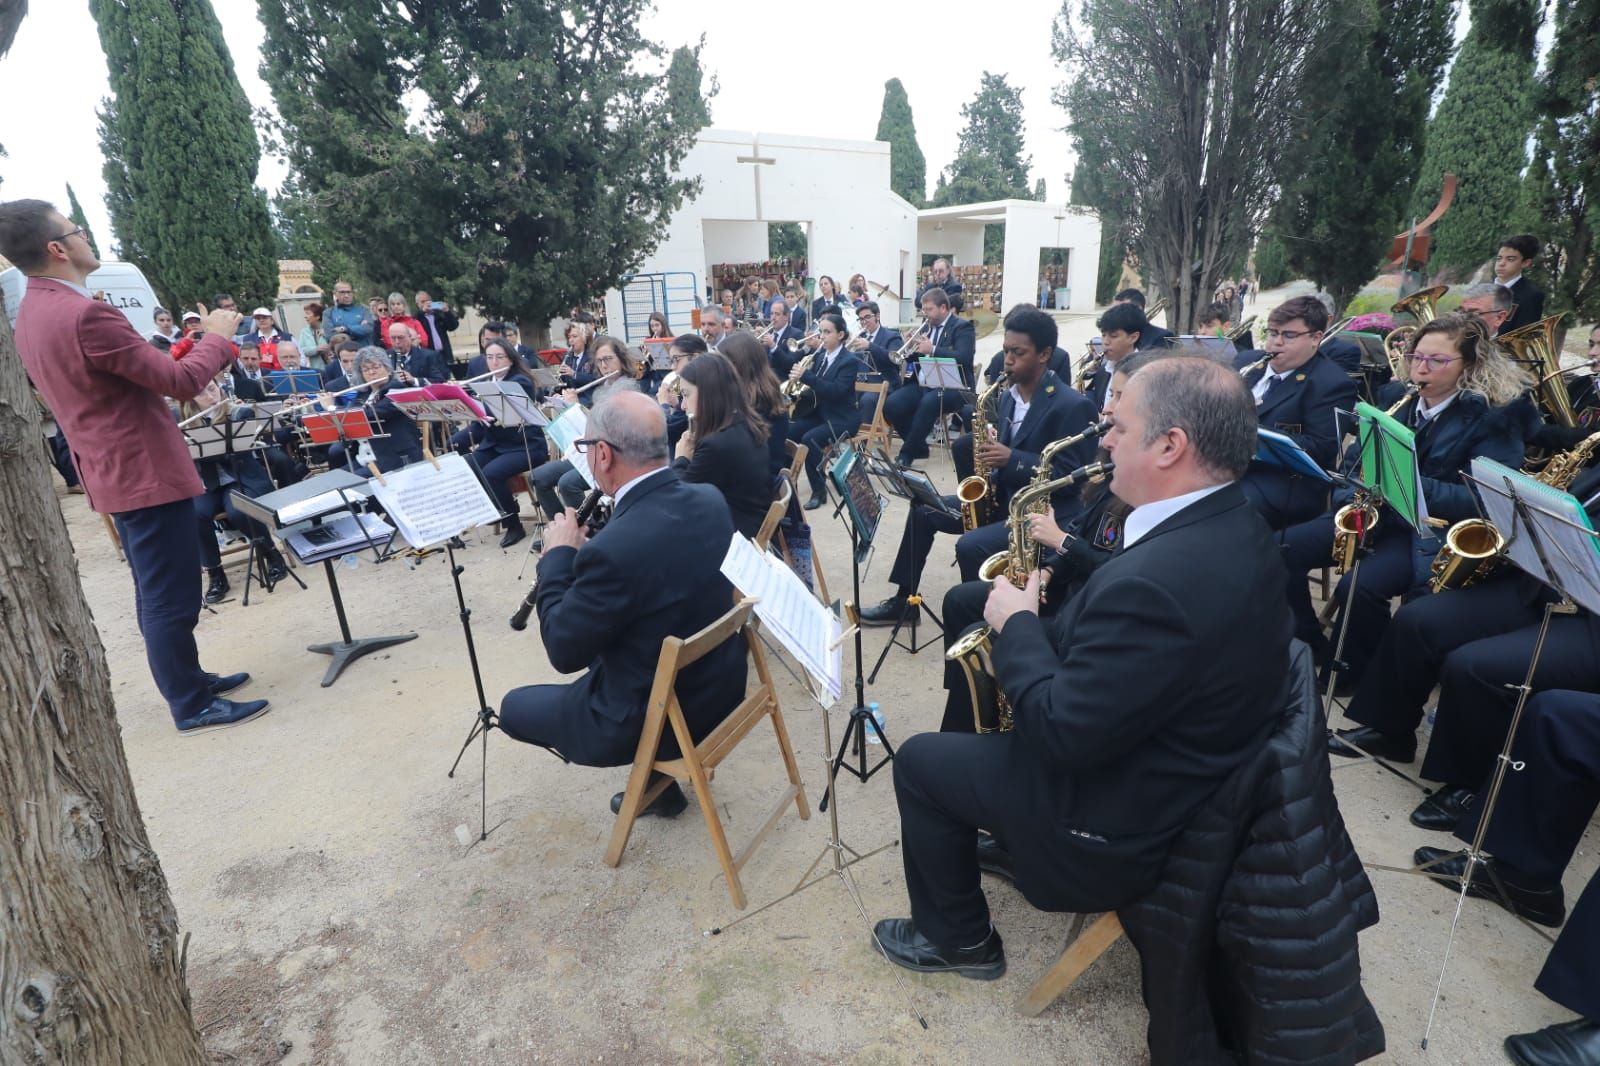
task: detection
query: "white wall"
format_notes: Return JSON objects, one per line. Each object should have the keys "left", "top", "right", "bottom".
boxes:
{"left": 998, "top": 202, "right": 1102, "bottom": 315}
{"left": 917, "top": 221, "right": 985, "bottom": 270}
{"left": 701, "top": 220, "right": 770, "bottom": 272}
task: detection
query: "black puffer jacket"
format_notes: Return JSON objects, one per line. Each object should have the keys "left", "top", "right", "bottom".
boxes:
{"left": 1119, "top": 642, "right": 1385, "bottom": 1065}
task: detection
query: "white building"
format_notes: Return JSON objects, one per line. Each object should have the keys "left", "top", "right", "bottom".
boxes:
{"left": 603, "top": 128, "right": 1102, "bottom": 338}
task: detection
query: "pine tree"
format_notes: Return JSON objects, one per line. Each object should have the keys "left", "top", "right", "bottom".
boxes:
{"left": 933, "top": 73, "right": 1034, "bottom": 262}
{"left": 256, "top": 1, "right": 711, "bottom": 331}
{"left": 876, "top": 79, "right": 927, "bottom": 206}
{"left": 1409, "top": 0, "right": 1540, "bottom": 277}
{"left": 90, "top": 0, "right": 278, "bottom": 312}
{"left": 1034, "top": 178, "right": 1046, "bottom": 201}
{"left": 1070, "top": 158, "right": 1127, "bottom": 304}
{"left": 65, "top": 183, "right": 102, "bottom": 259}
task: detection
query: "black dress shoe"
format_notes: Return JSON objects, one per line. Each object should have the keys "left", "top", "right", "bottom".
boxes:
{"left": 499, "top": 522, "right": 526, "bottom": 549}
{"left": 176, "top": 697, "right": 271, "bottom": 735}
{"left": 261, "top": 545, "right": 288, "bottom": 583}
{"left": 1327, "top": 725, "right": 1416, "bottom": 762}
{"left": 203, "top": 568, "right": 230, "bottom": 604}
{"left": 610, "top": 777, "right": 688, "bottom": 818}
{"left": 1410, "top": 785, "right": 1476, "bottom": 831}
{"left": 872, "top": 918, "right": 1006, "bottom": 980}
{"left": 976, "top": 831, "right": 1014, "bottom": 883}
{"left": 206, "top": 671, "right": 251, "bottom": 696}
{"left": 803, "top": 490, "right": 827, "bottom": 510}
{"left": 858, "top": 595, "right": 912, "bottom": 627}
{"left": 1506, "top": 1018, "right": 1600, "bottom": 1065}
{"left": 1414, "top": 847, "right": 1566, "bottom": 927}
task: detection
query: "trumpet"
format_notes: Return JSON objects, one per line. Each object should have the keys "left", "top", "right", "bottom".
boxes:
{"left": 889, "top": 319, "right": 929, "bottom": 369}
{"left": 785, "top": 329, "right": 822, "bottom": 353}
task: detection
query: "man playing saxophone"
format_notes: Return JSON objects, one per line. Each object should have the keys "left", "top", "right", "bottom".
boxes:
{"left": 858, "top": 307, "right": 1098, "bottom": 627}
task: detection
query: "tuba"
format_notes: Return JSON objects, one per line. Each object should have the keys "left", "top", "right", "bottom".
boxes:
{"left": 1383, "top": 285, "right": 1447, "bottom": 378}
{"left": 956, "top": 372, "right": 1008, "bottom": 531}
{"left": 1500, "top": 313, "right": 1577, "bottom": 430}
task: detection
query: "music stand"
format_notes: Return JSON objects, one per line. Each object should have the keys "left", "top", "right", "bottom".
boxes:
{"left": 267, "top": 369, "right": 324, "bottom": 397}
{"left": 301, "top": 407, "right": 383, "bottom": 473}
{"left": 1364, "top": 459, "right": 1600, "bottom": 1049}
{"left": 863, "top": 463, "right": 950, "bottom": 680}
{"left": 918, "top": 356, "right": 974, "bottom": 454}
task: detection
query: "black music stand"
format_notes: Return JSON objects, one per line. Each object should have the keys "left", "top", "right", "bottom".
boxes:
{"left": 861, "top": 462, "right": 949, "bottom": 680}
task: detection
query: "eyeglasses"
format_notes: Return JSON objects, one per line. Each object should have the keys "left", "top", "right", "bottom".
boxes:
{"left": 1404, "top": 353, "right": 1461, "bottom": 368}
{"left": 50, "top": 226, "right": 88, "bottom": 244}
{"left": 1264, "top": 328, "right": 1318, "bottom": 342}
{"left": 570, "top": 438, "right": 613, "bottom": 454}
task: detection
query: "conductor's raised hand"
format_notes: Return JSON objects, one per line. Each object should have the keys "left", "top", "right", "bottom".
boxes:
{"left": 196, "top": 302, "right": 241, "bottom": 339}
{"left": 543, "top": 509, "right": 589, "bottom": 553}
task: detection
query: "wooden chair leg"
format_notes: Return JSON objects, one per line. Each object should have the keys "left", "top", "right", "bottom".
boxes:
{"left": 751, "top": 634, "right": 810, "bottom": 821}
{"left": 1018, "top": 912, "right": 1125, "bottom": 1017}
{"left": 604, "top": 689, "right": 675, "bottom": 868}
{"left": 100, "top": 513, "right": 125, "bottom": 562}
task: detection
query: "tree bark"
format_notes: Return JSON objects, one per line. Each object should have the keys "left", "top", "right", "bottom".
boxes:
{"left": 0, "top": 306, "right": 206, "bottom": 1063}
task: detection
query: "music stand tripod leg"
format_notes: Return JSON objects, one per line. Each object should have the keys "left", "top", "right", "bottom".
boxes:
{"left": 305, "top": 557, "right": 418, "bottom": 686}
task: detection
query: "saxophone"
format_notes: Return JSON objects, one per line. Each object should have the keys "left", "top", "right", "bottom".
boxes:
{"left": 956, "top": 372, "right": 1008, "bottom": 530}
{"left": 1429, "top": 430, "right": 1600, "bottom": 592}
{"left": 1332, "top": 386, "right": 1419, "bottom": 573}
{"left": 947, "top": 458, "right": 1114, "bottom": 734}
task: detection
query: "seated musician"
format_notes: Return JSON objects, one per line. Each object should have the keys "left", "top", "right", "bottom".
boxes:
{"left": 531, "top": 338, "right": 643, "bottom": 530}
{"left": 846, "top": 300, "right": 904, "bottom": 425}
{"left": 186, "top": 376, "right": 289, "bottom": 605}
{"left": 783, "top": 284, "right": 808, "bottom": 334}
{"left": 874, "top": 357, "right": 1289, "bottom": 979}
{"left": 458, "top": 339, "right": 550, "bottom": 549}
{"left": 673, "top": 351, "right": 772, "bottom": 539}
{"left": 1198, "top": 300, "right": 1249, "bottom": 351}
{"left": 859, "top": 307, "right": 1097, "bottom": 626}
{"left": 275, "top": 340, "right": 306, "bottom": 372}
{"left": 762, "top": 298, "right": 803, "bottom": 377}
{"left": 1078, "top": 301, "right": 1148, "bottom": 411}
{"left": 785, "top": 312, "right": 867, "bottom": 510}
{"left": 1234, "top": 295, "right": 1358, "bottom": 530}
{"left": 1277, "top": 312, "right": 1531, "bottom": 688}
{"left": 1112, "top": 287, "right": 1174, "bottom": 349}
{"left": 321, "top": 343, "right": 361, "bottom": 392}
{"left": 231, "top": 344, "right": 269, "bottom": 400}
{"left": 347, "top": 347, "right": 424, "bottom": 472}
{"left": 656, "top": 333, "right": 706, "bottom": 451}
{"left": 386, "top": 323, "right": 450, "bottom": 385}
{"left": 498, "top": 392, "right": 748, "bottom": 814}
{"left": 720, "top": 332, "right": 791, "bottom": 480}
{"left": 884, "top": 287, "right": 977, "bottom": 467}
{"left": 699, "top": 305, "right": 728, "bottom": 352}
{"left": 1412, "top": 690, "right": 1600, "bottom": 1065}
{"left": 812, "top": 275, "right": 844, "bottom": 320}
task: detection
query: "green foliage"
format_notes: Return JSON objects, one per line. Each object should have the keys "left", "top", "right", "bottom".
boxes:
{"left": 1272, "top": 0, "right": 1455, "bottom": 312}
{"left": 768, "top": 222, "right": 806, "bottom": 261}
{"left": 1342, "top": 289, "right": 1463, "bottom": 316}
{"left": 90, "top": 0, "right": 278, "bottom": 311}
{"left": 875, "top": 79, "right": 927, "bottom": 206}
{"left": 1409, "top": 0, "right": 1539, "bottom": 276}
{"left": 65, "top": 184, "right": 101, "bottom": 259}
{"left": 1034, "top": 178, "right": 1046, "bottom": 201}
{"left": 933, "top": 73, "right": 1033, "bottom": 262}
{"left": 1254, "top": 235, "right": 1293, "bottom": 289}
{"left": 255, "top": 1, "right": 712, "bottom": 331}
{"left": 1070, "top": 158, "right": 1126, "bottom": 304}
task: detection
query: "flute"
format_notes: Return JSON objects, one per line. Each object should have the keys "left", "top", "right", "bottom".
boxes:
{"left": 572, "top": 370, "right": 621, "bottom": 395}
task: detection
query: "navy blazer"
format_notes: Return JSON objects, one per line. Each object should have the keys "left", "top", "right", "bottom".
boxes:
{"left": 357, "top": 377, "right": 424, "bottom": 472}
{"left": 1318, "top": 337, "right": 1364, "bottom": 374}
{"left": 856, "top": 327, "right": 905, "bottom": 381}
{"left": 533, "top": 469, "right": 747, "bottom": 747}
{"left": 1239, "top": 351, "right": 1357, "bottom": 470}
{"left": 990, "top": 371, "right": 1100, "bottom": 524}
{"left": 799, "top": 346, "right": 868, "bottom": 433}
{"left": 390, "top": 345, "right": 450, "bottom": 385}
{"left": 924, "top": 314, "right": 977, "bottom": 383}
{"left": 1501, "top": 276, "right": 1546, "bottom": 335}
{"left": 766, "top": 325, "right": 803, "bottom": 377}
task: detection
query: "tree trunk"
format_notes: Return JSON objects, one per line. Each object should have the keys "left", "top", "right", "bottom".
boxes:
{"left": 0, "top": 306, "right": 206, "bottom": 1064}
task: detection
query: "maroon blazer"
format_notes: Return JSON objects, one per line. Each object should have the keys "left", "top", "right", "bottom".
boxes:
{"left": 15, "top": 277, "right": 235, "bottom": 514}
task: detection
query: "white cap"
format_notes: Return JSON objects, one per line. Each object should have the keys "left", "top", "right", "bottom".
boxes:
{"left": 182, "top": 311, "right": 202, "bottom": 322}
{"left": 251, "top": 307, "right": 274, "bottom": 317}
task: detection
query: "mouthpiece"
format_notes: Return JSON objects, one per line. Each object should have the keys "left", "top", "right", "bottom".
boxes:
{"left": 1066, "top": 460, "right": 1113, "bottom": 485}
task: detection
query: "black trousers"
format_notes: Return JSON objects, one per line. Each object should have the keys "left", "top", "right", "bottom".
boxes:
{"left": 884, "top": 385, "right": 966, "bottom": 459}
{"left": 786, "top": 415, "right": 848, "bottom": 494}
{"left": 500, "top": 683, "right": 690, "bottom": 767}
{"left": 885, "top": 504, "right": 1006, "bottom": 595}
{"left": 48, "top": 426, "right": 78, "bottom": 487}
{"left": 1279, "top": 513, "right": 1420, "bottom": 680}
{"left": 532, "top": 460, "right": 587, "bottom": 520}
{"left": 113, "top": 498, "right": 213, "bottom": 723}
{"left": 894, "top": 731, "right": 1161, "bottom": 949}
{"left": 1454, "top": 690, "right": 1600, "bottom": 1020}
{"left": 193, "top": 487, "right": 273, "bottom": 570}
{"left": 468, "top": 441, "right": 546, "bottom": 525}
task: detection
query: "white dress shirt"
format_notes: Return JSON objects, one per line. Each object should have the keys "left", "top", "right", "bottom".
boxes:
{"left": 1123, "top": 483, "right": 1229, "bottom": 548}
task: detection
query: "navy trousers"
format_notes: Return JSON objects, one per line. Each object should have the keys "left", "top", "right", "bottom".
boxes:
{"left": 786, "top": 415, "right": 849, "bottom": 494}
{"left": 112, "top": 498, "right": 212, "bottom": 723}
{"left": 1279, "top": 514, "right": 1419, "bottom": 681}
{"left": 885, "top": 386, "right": 967, "bottom": 460}
{"left": 48, "top": 426, "right": 79, "bottom": 487}
{"left": 885, "top": 499, "right": 1006, "bottom": 595}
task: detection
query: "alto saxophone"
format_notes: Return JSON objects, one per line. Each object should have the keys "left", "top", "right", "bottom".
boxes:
{"left": 977, "top": 420, "right": 1113, "bottom": 587}
{"left": 956, "top": 372, "right": 1008, "bottom": 531}
{"left": 1333, "top": 386, "right": 1419, "bottom": 573}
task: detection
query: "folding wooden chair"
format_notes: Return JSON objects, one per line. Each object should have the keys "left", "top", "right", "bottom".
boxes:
{"left": 1019, "top": 912, "right": 1125, "bottom": 1017}
{"left": 850, "top": 379, "right": 893, "bottom": 455}
{"left": 777, "top": 441, "right": 831, "bottom": 604}
{"left": 753, "top": 473, "right": 794, "bottom": 552}
{"left": 99, "top": 513, "right": 126, "bottom": 563}
{"left": 604, "top": 596, "right": 809, "bottom": 909}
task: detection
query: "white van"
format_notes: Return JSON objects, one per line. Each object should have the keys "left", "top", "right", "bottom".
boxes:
{"left": 1, "top": 260, "right": 164, "bottom": 338}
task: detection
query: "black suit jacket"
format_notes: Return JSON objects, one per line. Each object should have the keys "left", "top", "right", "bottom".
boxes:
{"left": 1502, "top": 276, "right": 1546, "bottom": 335}
{"left": 765, "top": 325, "right": 802, "bottom": 377}
{"left": 990, "top": 484, "right": 1290, "bottom": 883}
{"left": 800, "top": 347, "right": 868, "bottom": 433}
{"left": 1318, "top": 337, "right": 1364, "bottom": 373}
{"left": 856, "top": 327, "right": 905, "bottom": 381}
{"left": 1239, "top": 351, "right": 1356, "bottom": 522}
{"left": 990, "top": 371, "right": 1099, "bottom": 524}
{"left": 925, "top": 314, "right": 977, "bottom": 382}
{"left": 672, "top": 421, "right": 771, "bottom": 539}
{"left": 230, "top": 370, "right": 269, "bottom": 402}
{"left": 1139, "top": 324, "right": 1176, "bottom": 350}
{"left": 533, "top": 469, "right": 748, "bottom": 744}
{"left": 415, "top": 307, "right": 459, "bottom": 359}
{"left": 390, "top": 345, "right": 450, "bottom": 385}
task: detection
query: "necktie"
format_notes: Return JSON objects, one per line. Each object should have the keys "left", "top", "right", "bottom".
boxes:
{"left": 930, "top": 325, "right": 942, "bottom": 350}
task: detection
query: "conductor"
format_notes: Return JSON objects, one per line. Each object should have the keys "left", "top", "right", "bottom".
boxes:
{"left": 874, "top": 357, "right": 1291, "bottom": 977}
{"left": 498, "top": 392, "right": 748, "bottom": 816}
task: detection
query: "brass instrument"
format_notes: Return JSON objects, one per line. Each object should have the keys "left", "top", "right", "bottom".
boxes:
{"left": 1226, "top": 315, "right": 1258, "bottom": 343}
{"left": 889, "top": 319, "right": 929, "bottom": 370}
{"left": 1146, "top": 297, "right": 1167, "bottom": 323}
{"left": 1383, "top": 285, "right": 1447, "bottom": 377}
{"left": 1331, "top": 387, "right": 1417, "bottom": 572}
{"left": 1073, "top": 340, "right": 1103, "bottom": 393}
{"left": 948, "top": 458, "right": 1115, "bottom": 734}
{"left": 956, "top": 372, "right": 1008, "bottom": 530}
{"left": 1500, "top": 313, "right": 1577, "bottom": 430}
{"left": 978, "top": 424, "right": 1113, "bottom": 586}
{"left": 781, "top": 351, "right": 819, "bottom": 418}
{"left": 785, "top": 329, "right": 822, "bottom": 353}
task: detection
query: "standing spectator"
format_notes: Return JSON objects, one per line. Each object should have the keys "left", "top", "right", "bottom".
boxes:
{"left": 213, "top": 293, "right": 253, "bottom": 337}
{"left": 414, "top": 289, "right": 459, "bottom": 363}
{"left": 240, "top": 308, "right": 289, "bottom": 369}
{"left": 379, "top": 292, "right": 426, "bottom": 349}
{"left": 915, "top": 258, "right": 965, "bottom": 312}
{"left": 297, "top": 301, "right": 328, "bottom": 362}
{"left": 151, "top": 306, "right": 180, "bottom": 343}
{"left": 325, "top": 280, "right": 375, "bottom": 343}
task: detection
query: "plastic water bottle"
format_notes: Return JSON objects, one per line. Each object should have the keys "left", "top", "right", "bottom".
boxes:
{"left": 866, "top": 702, "right": 885, "bottom": 745}
{"left": 1421, "top": 707, "right": 1436, "bottom": 737}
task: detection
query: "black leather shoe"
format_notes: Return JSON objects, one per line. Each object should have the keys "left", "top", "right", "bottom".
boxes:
{"left": 206, "top": 671, "right": 251, "bottom": 696}
{"left": 804, "top": 490, "right": 826, "bottom": 510}
{"left": 499, "top": 522, "right": 526, "bottom": 549}
{"left": 1327, "top": 724, "right": 1416, "bottom": 762}
{"left": 1506, "top": 1019, "right": 1600, "bottom": 1065}
{"left": 1414, "top": 847, "right": 1566, "bottom": 927}
{"left": 858, "top": 595, "right": 912, "bottom": 627}
{"left": 610, "top": 777, "right": 688, "bottom": 818}
{"left": 176, "top": 697, "right": 270, "bottom": 735}
{"left": 873, "top": 918, "right": 1006, "bottom": 980}
{"left": 203, "top": 569, "right": 230, "bottom": 604}
{"left": 262, "top": 545, "right": 288, "bottom": 583}
{"left": 976, "top": 831, "right": 1014, "bottom": 883}
{"left": 1410, "top": 785, "right": 1476, "bottom": 831}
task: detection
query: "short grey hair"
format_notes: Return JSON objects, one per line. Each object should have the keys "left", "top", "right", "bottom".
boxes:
{"left": 1133, "top": 357, "right": 1258, "bottom": 480}
{"left": 701, "top": 305, "right": 724, "bottom": 324}
{"left": 354, "top": 346, "right": 392, "bottom": 375}
{"left": 387, "top": 291, "right": 405, "bottom": 304}
{"left": 1460, "top": 282, "right": 1513, "bottom": 313}
{"left": 588, "top": 391, "right": 668, "bottom": 463}
{"left": 1115, "top": 347, "right": 1181, "bottom": 380}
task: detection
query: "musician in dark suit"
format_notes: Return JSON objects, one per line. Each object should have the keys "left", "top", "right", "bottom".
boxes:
{"left": 1235, "top": 295, "right": 1358, "bottom": 529}
{"left": 230, "top": 345, "right": 271, "bottom": 402}
{"left": 187, "top": 378, "right": 288, "bottom": 603}
{"left": 981, "top": 342, "right": 1072, "bottom": 384}
{"left": 386, "top": 323, "right": 450, "bottom": 385}
{"left": 673, "top": 351, "right": 772, "bottom": 539}
{"left": 859, "top": 307, "right": 1098, "bottom": 626}
{"left": 762, "top": 299, "right": 803, "bottom": 377}
{"left": 785, "top": 312, "right": 867, "bottom": 509}
{"left": 1113, "top": 287, "right": 1175, "bottom": 349}
{"left": 874, "top": 356, "right": 1288, "bottom": 978}
{"left": 498, "top": 392, "right": 748, "bottom": 816}
{"left": 1080, "top": 301, "right": 1149, "bottom": 411}
{"left": 847, "top": 300, "right": 905, "bottom": 424}
{"left": 458, "top": 340, "right": 550, "bottom": 548}
{"left": 811, "top": 275, "right": 845, "bottom": 320}
{"left": 883, "top": 287, "right": 978, "bottom": 465}
{"left": 413, "top": 290, "right": 458, "bottom": 362}
{"left": 344, "top": 348, "right": 424, "bottom": 472}
{"left": 783, "top": 284, "right": 808, "bottom": 334}
{"left": 1495, "top": 234, "right": 1546, "bottom": 334}
{"left": 914, "top": 258, "right": 965, "bottom": 312}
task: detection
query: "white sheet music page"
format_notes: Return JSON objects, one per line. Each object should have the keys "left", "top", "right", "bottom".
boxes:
{"left": 719, "top": 534, "right": 843, "bottom": 703}
{"left": 368, "top": 453, "right": 502, "bottom": 548}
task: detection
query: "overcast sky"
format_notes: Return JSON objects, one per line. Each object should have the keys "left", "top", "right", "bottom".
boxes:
{"left": 0, "top": 1, "right": 1081, "bottom": 256}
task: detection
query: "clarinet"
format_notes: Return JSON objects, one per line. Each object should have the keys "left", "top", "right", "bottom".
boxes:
{"left": 508, "top": 490, "right": 611, "bottom": 631}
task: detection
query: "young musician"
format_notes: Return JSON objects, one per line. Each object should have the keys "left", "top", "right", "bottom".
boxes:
{"left": 812, "top": 275, "right": 843, "bottom": 320}
{"left": 720, "top": 332, "right": 791, "bottom": 480}
{"left": 875, "top": 357, "right": 1288, "bottom": 979}
{"left": 1112, "top": 287, "right": 1174, "bottom": 349}
{"left": 1079, "top": 301, "right": 1149, "bottom": 411}
{"left": 883, "top": 287, "right": 978, "bottom": 466}
{"left": 1, "top": 198, "right": 267, "bottom": 734}
{"left": 462, "top": 340, "right": 550, "bottom": 549}
{"left": 762, "top": 299, "right": 803, "bottom": 376}
{"left": 847, "top": 300, "right": 905, "bottom": 424}
{"left": 498, "top": 392, "right": 748, "bottom": 815}
{"left": 657, "top": 333, "right": 707, "bottom": 451}
{"left": 1495, "top": 234, "right": 1545, "bottom": 334}
{"left": 673, "top": 352, "right": 772, "bottom": 538}
{"left": 785, "top": 312, "right": 867, "bottom": 509}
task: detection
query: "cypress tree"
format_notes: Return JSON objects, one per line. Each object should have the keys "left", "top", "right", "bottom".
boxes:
{"left": 65, "top": 183, "right": 102, "bottom": 259}
{"left": 1409, "top": 0, "right": 1540, "bottom": 277}
{"left": 934, "top": 73, "right": 1034, "bottom": 262}
{"left": 90, "top": 0, "right": 278, "bottom": 311}
{"left": 876, "top": 79, "right": 927, "bottom": 206}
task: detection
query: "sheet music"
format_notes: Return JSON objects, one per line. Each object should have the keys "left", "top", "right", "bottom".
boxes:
{"left": 918, "top": 357, "right": 965, "bottom": 389}
{"left": 545, "top": 404, "right": 596, "bottom": 487}
{"left": 285, "top": 512, "right": 395, "bottom": 564}
{"left": 277, "top": 484, "right": 373, "bottom": 525}
{"left": 1254, "top": 428, "right": 1331, "bottom": 481}
{"left": 720, "top": 534, "right": 843, "bottom": 703}
{"left": 470, "top": 380, "right": 548, "bottom": 427}
{"left": 1471, "top": 458, "right": 1600, "bottom": 614}
{"left": 368, "top": 452, "right": 503, "bottom": 548}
